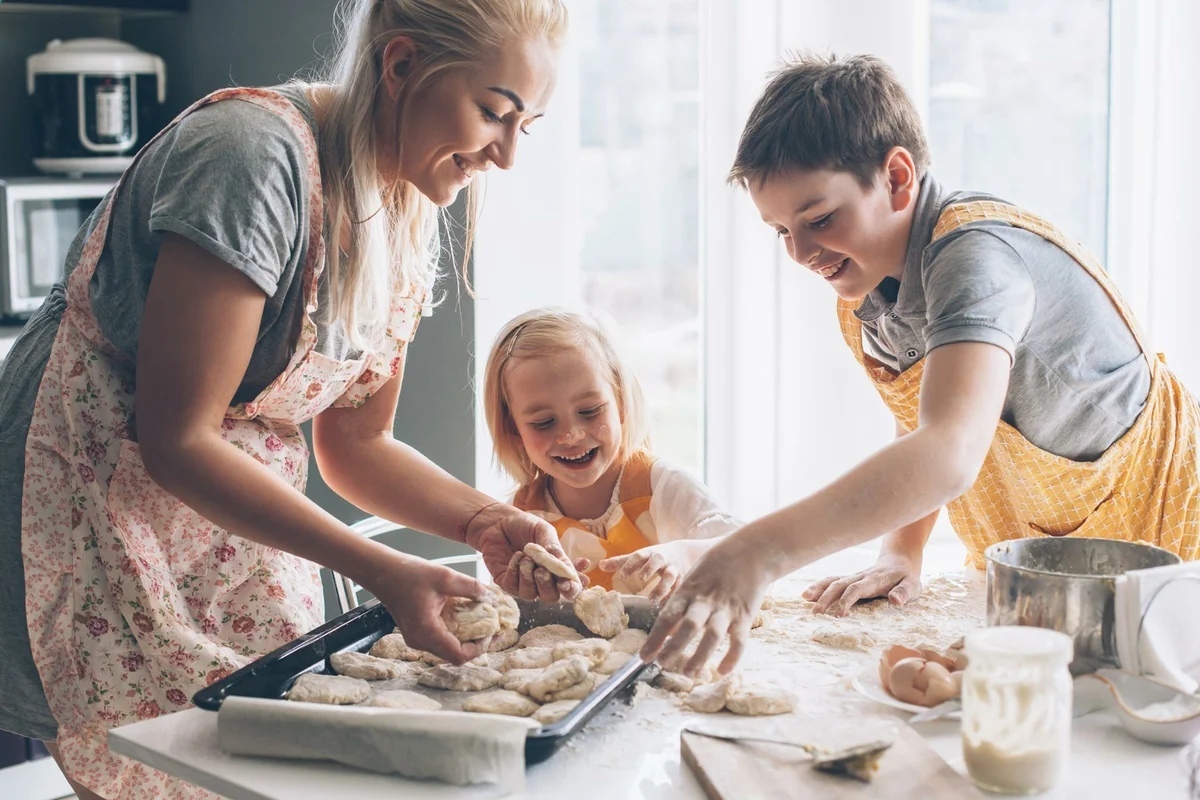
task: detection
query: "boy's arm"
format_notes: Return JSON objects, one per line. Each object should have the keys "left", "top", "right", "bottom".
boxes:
{"left": 803, "top": 420, "right": 939, "bottom": 615}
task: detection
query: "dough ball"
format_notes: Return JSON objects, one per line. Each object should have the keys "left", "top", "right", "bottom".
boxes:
{"left": 811, "top": 625, "right": 877, "bottom": 652}
{"left": 329, "top": 651, "right": 408, "bottom": 681}
{"left": 653, "top": 671, "right": 694, "bottom": 694}
{"left": 368, "top": 633, "right": 424, "bottom": 662}
{"left": 417, "top": 663, "right": 503, "bottom": 692}
{"left": 523, "top": 542, "right": 579, "bottom": 581}
{"left": 527, "top": 655, "right": 591, "bottom": 702}
{"left": 462, "top": 689, "right": 541, "bottom": 717}
{"left": 551, "top": 638, "right": 612, "bottom": 668}
{"left": 501, "top": 668, "right": 543, "bottom": 693}
{"left": 286, "top": 673, "right": 371, "bottom": 705}
{"left": 725, "top": 685, "right": 795, "bottom": 716}
{"left": 683, "top": 674, "right": 740, "bottom": 714}
{"left": 505, "top": 646, "right": 555, "bottom": 671}
{"left": 544, "top": 673, "right": 597, "bottom": 703}
{"left": 441, "top": 597, "right": 501, "bottom": 643}
{"left": 533, "top": 700, "right": 580, "bottom": 725}
{"left": 595, "top": 651, "right": 633, "bottom": 675}
{"left": 574, "top": 586, "right": 629, "bottom": 638}
{"left": 608, "top": 628, "right": 649, "bottom": 655}
{"left": 518, "top": 624, "right": 584, "bottom": 650}
{"left": 367, "top": 690, "right": 442, "bottom": 711}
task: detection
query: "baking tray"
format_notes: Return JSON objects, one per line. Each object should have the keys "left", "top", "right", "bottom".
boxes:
{"left": 192, "top": 595, "right": 659, "bottom": 765}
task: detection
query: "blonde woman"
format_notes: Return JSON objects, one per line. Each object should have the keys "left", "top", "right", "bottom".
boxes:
{"left": 0, "top": 1, "right": 575, "bottom": 797}
{"left": 483, "top": 308, "right": 742, "bottom": 600}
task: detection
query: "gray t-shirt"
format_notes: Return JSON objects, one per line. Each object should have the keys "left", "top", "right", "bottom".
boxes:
{"left": 854, "top": 174, "right": 1150, "bottom": 462}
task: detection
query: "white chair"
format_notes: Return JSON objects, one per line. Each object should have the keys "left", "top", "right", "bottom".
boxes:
{"left": 327, "top": 516, "right": 485, "bottom": 616}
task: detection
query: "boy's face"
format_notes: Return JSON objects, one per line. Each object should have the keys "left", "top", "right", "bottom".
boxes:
{"left": 749, "top": 165, "right": 913, "bottom": 302}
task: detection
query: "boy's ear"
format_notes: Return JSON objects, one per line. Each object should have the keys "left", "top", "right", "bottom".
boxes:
{"left": 883, "top": 147, "right": 919, "bottom": 212}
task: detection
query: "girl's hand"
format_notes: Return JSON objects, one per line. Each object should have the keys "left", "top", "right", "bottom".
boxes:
{"left": 599, "top": 540, "right": 705, "bottom": 603}
{"left": 639, "top": 536, "right": 772, "bottom": 678}
{"left": 366, "top": 552, "right": 491, "bottom": 664}
{"left": 464, "top": 503, "right": 586, "bottom": 602}
{"left": 802, "top": 552, "right": 922, "bottom": 617}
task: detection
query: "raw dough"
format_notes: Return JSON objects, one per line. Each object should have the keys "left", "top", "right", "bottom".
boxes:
{"left": 725, "top": 686, "right": 795, "bottom": 716}
{"left": 533, "top": 700, "right": 580, "bottom": 725}
{"left": 653, "top": 671, "right": 694, "bottom": 694}
{"left": 544, "top": 673, "right": 596, "bottom": 703}
{"left": 417, "top": 663, "right": 504, "bottom": 692}
{"left": 608, "top": 628, "right": 649, "bottom": 655}
{"left": 523, "top": 542, "right": 579, "bottom": 582}
{"left": 462, "top": 690, "right": 540, "bottom": 717}
{"left": 751, "top": 610, "right": 773, "bottom": 629}
{"left": 518, "top": 624, "right": 583, "bottom": 649}
{"left": 551, "top": 638, "right": 612, "bottom": 668}
{"left": 573, "top": 586, "right": 628, "bottom": 638}
{"left": 683, "top": 674, "right": 740, "bottom": 714}
{"left": 286, "top": 673, "right": 371, "bottom": 705}
{"left": 505, "top": 646, "right": 555, "bottom": 671}
{"left": 595, "top": 651, "right": 633, "bottom": 675}
{"left": 527, "top": 655, "right": 591, "bottom": 702}
{"left": 366, "top": 690, "right": 443, "bottom": 711}
{"left": 811, "top": 625, "right": 877, "bottom": 652}
{"left": 501, "top": 668, "right": 543, "bottom": 692}
{"left": 489, "top": 589, "right": 521, "bottom": 630}
{"left": 488, "top": 628, "right": 520, "bottom": 653}
{"left": 368, "top": 633, "right": 423, "bottom": 662}
{"left": 329, "top": 651, "right": 408, "bottom": 681}
{"left": 441, "top": 598, "right": 501, "bottom": 642}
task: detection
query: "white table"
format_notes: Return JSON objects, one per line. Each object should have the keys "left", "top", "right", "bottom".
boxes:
{"left": 109, "top": 543, "right": 1198, "bottom": 799}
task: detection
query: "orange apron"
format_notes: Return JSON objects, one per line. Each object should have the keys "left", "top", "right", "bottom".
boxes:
{"left": 514, "top": 450, "right": 657, "bottom": 590}
{"left": 838, "top": 200, "right": 1200, "bottom": 568}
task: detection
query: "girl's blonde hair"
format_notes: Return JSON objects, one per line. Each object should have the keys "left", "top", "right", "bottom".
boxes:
{"left": 484, "top": 308, "right": 651, "bottom": 486}
{"left": 314, "top": 0, "right": 569, "bottom": 349}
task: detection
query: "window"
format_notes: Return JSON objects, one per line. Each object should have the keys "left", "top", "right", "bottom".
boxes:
{"left": 928, "top": 0, "right": 1112, "bottom": 258}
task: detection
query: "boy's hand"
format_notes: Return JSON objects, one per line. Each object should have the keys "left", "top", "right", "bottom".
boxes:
{"left": 802, "top": 552, "right": 922, "bottom": 617}
{"left": 598, "top": 540, "right": 707, "bottom": 603}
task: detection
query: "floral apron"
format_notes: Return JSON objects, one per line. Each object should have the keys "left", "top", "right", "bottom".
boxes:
{"left": 514, "top": 450, "right": 657, "bottom": 590}
{"left": 21, "top": 87, "right": 424, "bottom": 799}
{"left": 838, "top": 200, "right": 1200, "bottom": 568}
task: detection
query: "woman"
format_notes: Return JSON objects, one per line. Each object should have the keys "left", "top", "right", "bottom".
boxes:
{"left": 0, "top": 1, "right": 575, "bottom": 797}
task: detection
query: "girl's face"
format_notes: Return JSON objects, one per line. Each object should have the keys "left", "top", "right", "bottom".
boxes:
{"left": 381, "top": 36, "right": 558, "bottom": 207}
{"left": 504, "top": 347, "right": 624, "bottom": 492}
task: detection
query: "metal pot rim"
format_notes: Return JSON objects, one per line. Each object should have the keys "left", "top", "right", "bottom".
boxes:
{"left": 983, "top": 538, "right": 1180, "bottom": 580}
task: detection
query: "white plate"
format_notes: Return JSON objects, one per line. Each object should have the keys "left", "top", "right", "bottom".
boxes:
{"left": 850, "top": 664, "right": 962, "bottom": 718}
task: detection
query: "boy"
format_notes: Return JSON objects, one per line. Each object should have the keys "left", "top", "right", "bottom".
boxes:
{"left": 642, "top": 53, "right": 1199, "bottom": 678}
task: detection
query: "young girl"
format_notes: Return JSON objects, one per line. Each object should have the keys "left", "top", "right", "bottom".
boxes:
{"left": 483, "top": 308, "right": 742, "bottom": 600}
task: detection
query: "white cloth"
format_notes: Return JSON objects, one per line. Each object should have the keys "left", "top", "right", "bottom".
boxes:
{"left": 1114, "top": 561, "right": 1200, "bottom": 695}
{"left": 217, "top": 697, "right": 536, "bottom": 791}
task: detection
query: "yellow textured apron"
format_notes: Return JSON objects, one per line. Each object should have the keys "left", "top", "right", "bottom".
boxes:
{"left": 838, "top": 201, "right": 1200, "bottom": 568}
{"left": 514, "top": 450, "right": 657, "bottom": 590}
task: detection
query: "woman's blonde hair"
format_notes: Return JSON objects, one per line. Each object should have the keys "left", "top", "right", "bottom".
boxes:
{"left": 484, "top": 308, "right": 651, "bottom": 486}
{"left": 314, "top": 0, "right": 569, "bottom": 349}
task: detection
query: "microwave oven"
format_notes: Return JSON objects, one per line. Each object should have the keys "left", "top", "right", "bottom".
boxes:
{"left": 0, "top": 177, "right": 113, "bottom": 319}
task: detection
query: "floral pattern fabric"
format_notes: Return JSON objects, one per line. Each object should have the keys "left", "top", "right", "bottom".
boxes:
{"left": 21, "top": 87, "right": 422, "bottom": 799}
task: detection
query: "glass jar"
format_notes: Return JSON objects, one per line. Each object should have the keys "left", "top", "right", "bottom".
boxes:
{"left": 961, "top": 626, "right": 1074, "bottom": 795}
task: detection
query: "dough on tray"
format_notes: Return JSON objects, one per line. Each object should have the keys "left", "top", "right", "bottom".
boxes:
{"left": 501, "top": 668, "right": 543, "bottom": 692}
{"left": 462, "top": 689, "right": 540, "bottom": 717}
{"left": 417, "top": 663, "right": 504, "bottom": 692}
{"left": 608, "top": 628, "right": 649, "bottom": 655}
{"left": 518, "top": 624, "right": 583, "bottom": 650}
{"left": 527, "top": 655, "right": 591, "bottom": 702}
{"left": 544, "top": 672, "right": 597, "bottom": 703}
{"left": 505, "top": 646, "right": 555, "bottom": 671}
{"left": 368, "top": 633, "right": 423, "bottom": 662}
{"left": 366, "top": 690, "right": 442, "bottom": 711}
{"left": 595, "top": 651, "right": 633, "bottom": 675}
{"left": 551, "top": 638, "right": 612, "bottom": 668}
{"left": 285, "top": 673, "right": 371, "bottom": 705}
{"left": 488, "top": 628, "right": 520, "bottom": 653}
{"left": 489, "top": 589, "right": 521, "bottom": 630}
{"left": 573, "top": 586, "right": 628, "bottom": 638}
{"left": 533, "top": 700, "right": 580, "bottom": 725}
{"left": 329, "top": 651, "right": 408, "bottom": 681}
{"left": 441, "top": 597, "right": 501, "bottom": 642}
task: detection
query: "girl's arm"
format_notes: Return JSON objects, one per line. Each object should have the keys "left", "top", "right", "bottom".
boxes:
{"left": 642, "top": 339, "right": 1011, "bottom": 675}
{"left": 137, "top": 234, "right": 486, "bottom": 661}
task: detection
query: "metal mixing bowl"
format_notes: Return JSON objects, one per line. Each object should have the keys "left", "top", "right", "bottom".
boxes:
{"left": 985, "top": 538, "right": 1181, "bottom": 674}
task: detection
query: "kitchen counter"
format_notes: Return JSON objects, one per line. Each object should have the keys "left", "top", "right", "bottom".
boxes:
{"left": 108, "top": 544, "right": 1197, "bottom": 799}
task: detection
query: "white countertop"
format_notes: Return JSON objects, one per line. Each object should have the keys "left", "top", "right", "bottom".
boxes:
{"left": 108, "top": 544, "right": 1198, "bottom": 800}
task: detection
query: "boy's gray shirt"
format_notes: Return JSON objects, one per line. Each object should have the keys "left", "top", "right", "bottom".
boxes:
{"left": 854, "top": 175, "right": 1150, "bottom": 462}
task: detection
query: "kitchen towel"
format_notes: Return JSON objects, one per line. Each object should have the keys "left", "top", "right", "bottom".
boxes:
{"left": 1114, "top": 561, "right": 1200, "bottom": 695}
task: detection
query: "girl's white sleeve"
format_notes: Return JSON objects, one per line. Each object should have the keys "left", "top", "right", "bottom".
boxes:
{"left": 647, "top": 460, "right": 744, "bottom": 544}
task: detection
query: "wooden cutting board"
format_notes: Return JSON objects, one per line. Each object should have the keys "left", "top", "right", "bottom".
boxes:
{"left": 681, "top": 717, "right": 982, "bottom": 799}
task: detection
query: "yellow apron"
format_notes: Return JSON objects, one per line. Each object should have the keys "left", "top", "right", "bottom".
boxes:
{"left": 838, "top": 200, "right": 1200, "bottom": 567}
{"left": 514, "top": 450, "right": 657, "bottom": 590}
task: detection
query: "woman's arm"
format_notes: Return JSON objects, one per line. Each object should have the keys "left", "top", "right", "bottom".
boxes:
{"left": 642, "top": 340, "right": 1011, "bottom": 675}
{"left": 137, "top": 234, "right": 486, "bottom": 660}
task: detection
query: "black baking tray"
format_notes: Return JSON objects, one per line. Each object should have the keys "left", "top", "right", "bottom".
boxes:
{"left": 192, "top": 596, "right": 658, "bottom": 765}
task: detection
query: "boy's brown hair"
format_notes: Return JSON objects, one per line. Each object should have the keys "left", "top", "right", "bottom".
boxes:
{"left": 728, "top": 53, "right": 930, "bottom": 190}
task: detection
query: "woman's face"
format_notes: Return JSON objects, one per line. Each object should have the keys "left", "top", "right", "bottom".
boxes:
{"left": 382, "top": 37, "right": 558, "bottom": 207}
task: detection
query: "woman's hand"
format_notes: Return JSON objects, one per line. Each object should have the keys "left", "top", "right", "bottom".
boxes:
{"left": 639, "top": 536, "right": 773, "bottom": 678}
{"left": 802, "top": 552, "right": 922, "bottom": 616}
{"left": 365, "top": 551, "right": 491, "bottom": 664}
{"left": 464, "top": 503, "right": 586, "bottom": 602}
{"left": 599, "top": 540, "right": 709, "bottom": 603}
